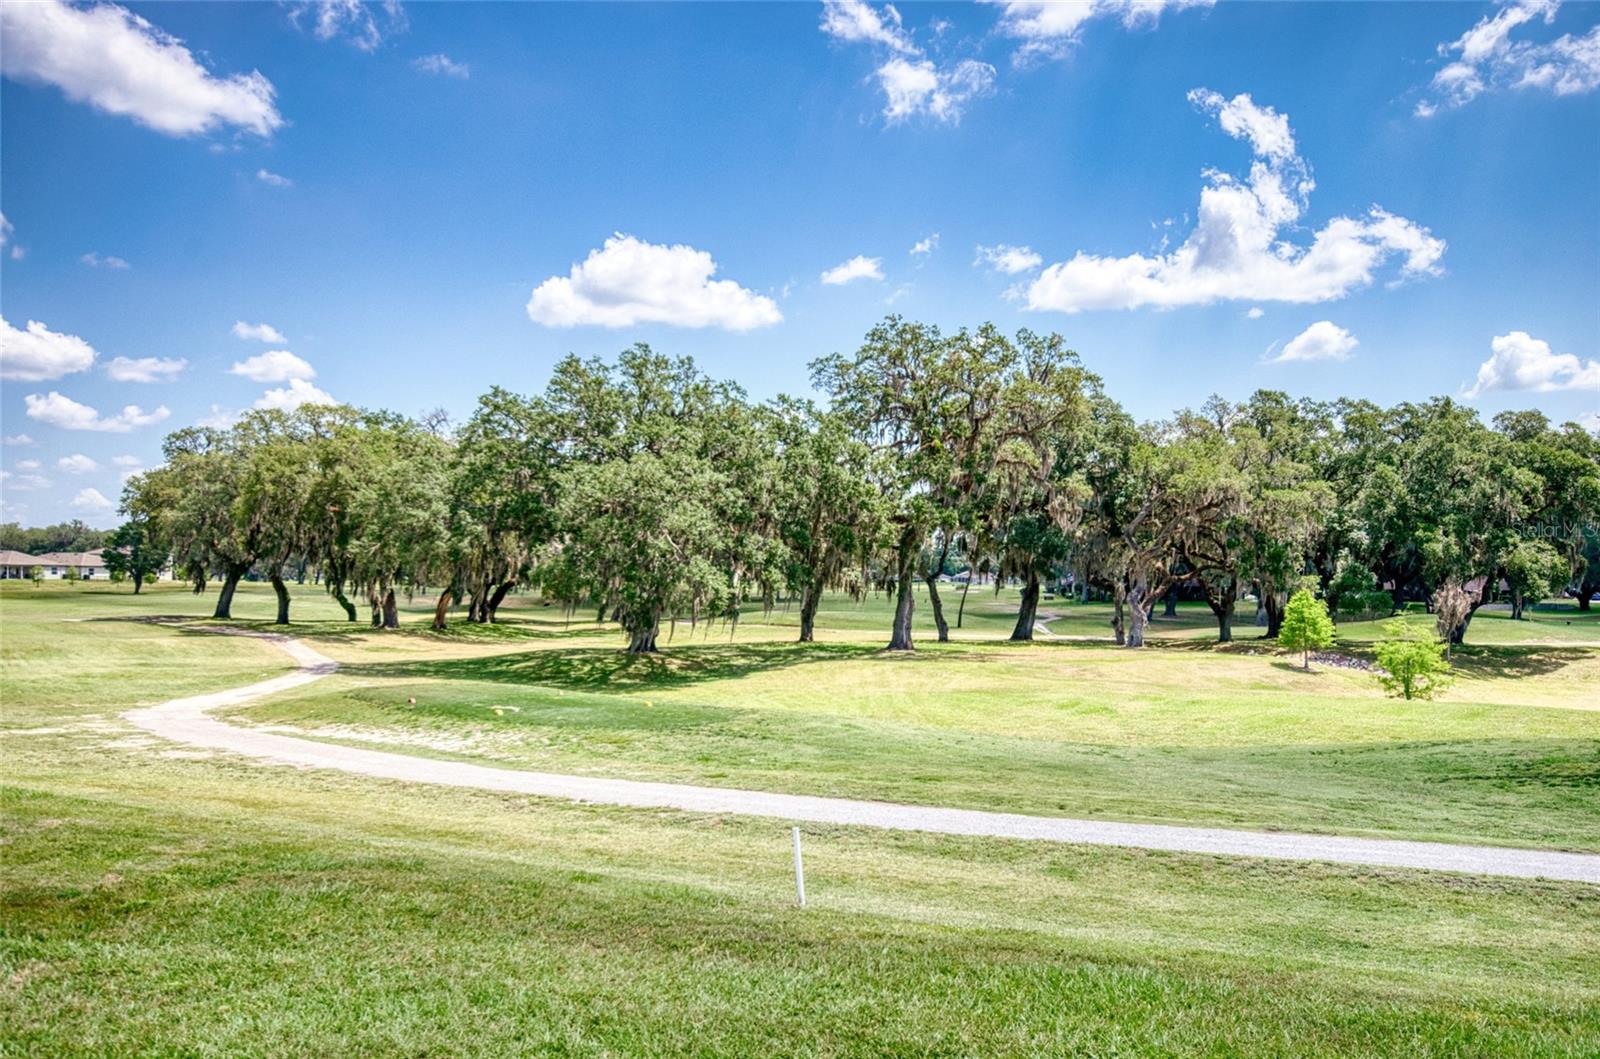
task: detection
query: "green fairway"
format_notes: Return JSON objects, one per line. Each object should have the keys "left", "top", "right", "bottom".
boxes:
{"left": 4, "top": 581, "right": 1599, "bottom": 1056}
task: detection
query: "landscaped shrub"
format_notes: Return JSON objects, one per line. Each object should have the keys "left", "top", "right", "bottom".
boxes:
{"left": 1374, "top": 619, "right": 1452, "bottom": 700}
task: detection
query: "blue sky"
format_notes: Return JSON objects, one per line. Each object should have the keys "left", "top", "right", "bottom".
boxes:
{"left": 2, "top": 0, "right": 1598, "bottom": 526}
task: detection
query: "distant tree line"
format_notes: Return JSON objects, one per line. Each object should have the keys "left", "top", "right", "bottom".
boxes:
{"left": 115, "top": 317, "right": 1600, "bottom": 653}
{"left": 0, "top": 520, "right": 110, "bottom": 554}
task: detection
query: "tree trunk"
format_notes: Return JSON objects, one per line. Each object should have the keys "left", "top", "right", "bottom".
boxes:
{"left": 798, "top": 579, "right": 821, "bottom": 643}
{"left": 1254, "top": 597, "right": 1267, "bottom": 626}
{"left": 1578, "top": 593, "right": 1592, "bottom": 612}
{"left": 1208, "top": 583, "right": 1235, "bottom": 643}
{"left": 132, "top": 572, "right": 143, "bottom": 595}
{"left": 887, "top": 526, "right": 917, "bottom": 652}
{"left": 1511, "top": 588, "right": 1525, "bottom": 621}
{"left": 331, "top": 583, "right": 357, "bottom": 622}
{"left": 432, "top": 590, "right": 453, "bottom": 632}
{"left": 1264, "top": 591, "right": 1285, "bottom": 639}
{"left": 1011, "top": 572, "right": 1040, "bottom": 641}
{"left": 1126, "top": 578, "right": 1151, "bottom": 648}
{"left": 883, "top": 527, "right": 921, "bottom": 646}
{"left": 1111, "top": 582, "right": 1126, "bottom": 645}
{"left": 382, "top": 589, "right": 399, "bottom": 629}
{"left": 627, "top": 615, "right": 660, "bottom": 654}
{"left": 1163, "top": 588, "right": 1177, "bottom": 618}
{"left": 368, "top": 586, "right": 383, "bottom": 627}
{"left": 956, "top": 576, "right": 971, "bottom": 628}
{"left": 213, "top": 565, "right": 246, "bottom": 620}
{"left": 924, "top": 574, "right": 950, "bottom": 643}
{"left": 270, "top": 572, "right": 290, "bottom": 625}
{"left": 1451, "top": 580, "right": 1495, "bottom": 645}
{"left": 486, "top": 579, "right": 516, "bottom": 623}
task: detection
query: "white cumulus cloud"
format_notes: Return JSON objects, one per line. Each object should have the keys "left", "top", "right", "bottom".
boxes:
{"left": 230, "top": 350, "right": 317, "bottom": 383}
{"left": 527, "top": 234, "right": 781, "bottom": 331}
{"left": 991, "top": 0, "right": 1216, "bottom": 64}
{"left": 1, "top": 316, "right": 98, "bottom": 381}
{"left": 1464, "top": 331, "right": 1600, "bottom": 398}
{"left": 910, "top": 233, "right": 940, "bottom": 257}
{"left": 24, "top": 392, "right": 170, "bottom": 433}
{"left": 3, "top": 434, "right": 36, "bottom": 447}
{"left": 287, "top": 0, "right": 407, "bottom": 51}
{"left": 80, "top": 251, "right": 130, "bottom": 270}
{"left": 1417, "top": 1, "right": 1600, "bottom": 116}
{"left": 821, "top": 1, "right": 994, "bottom": 124}
{"left": 877, "top": 57, "right": 995, "bottom": 123}
{"left": 232, "top": 321, "right": 287, "bottom": 343}
{"left": 256, "top": 169, "right": 293, "bottom": 188}
{"left": 1024, "top": 90, "right": 1445, "bottom": 313}
{"left": 820, "top": 0, "right": 916, "bottom": 54}
{"left": 1272, "top": 321, "right": 1358, "bottom": 363}
{"left": 70, "top": 487, "right": 115, "bottom": 513}
{"left": 0, "top": 212, "right": 24, "bottom": 260}
{"left": 821, "top": 255, "right": 886, "bottom": 285}
{"left": 108, "top": 356, "right": 186, "bottom": 383}
{"left": 413, "top": 53, "right": 469, "bottom": 78}
{"left": 0, "top": 0, "right": 282, "bottom": 137}
{"left": 57, "top": 453, "right": 99, "bottom": 475}
{"left": 255, "top": 378, "right": 339, "bottom": 412}
{"left": 0, "top": 470, "right": 52, "bottom": 491}
{"left": 975, "top": 244, "right": 1043, "bottom": 274}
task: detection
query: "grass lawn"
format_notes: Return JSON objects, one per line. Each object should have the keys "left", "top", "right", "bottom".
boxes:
{"left": 3, "top": 580, "right": 1599, "bottom": 1055}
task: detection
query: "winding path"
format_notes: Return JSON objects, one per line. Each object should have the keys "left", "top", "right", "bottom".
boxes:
{"left": 125, "top": 628, "right": 1600, "bottom": 884}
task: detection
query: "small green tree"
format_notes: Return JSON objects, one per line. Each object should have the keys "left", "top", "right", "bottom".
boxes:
{"left": 103, "top": 518, "right": 168, "bottom": 596}
{"left": 1374, "top": 619, "right": 1452, "bottom": 700}
{"left": 1278, "top": 587, "right": 1335, "bottom": 670}
{"left": 29, "top": 565, "right": 43, "bottom": 587}
{"left": 64, "top": 565, "right": 81, "bottom": 584}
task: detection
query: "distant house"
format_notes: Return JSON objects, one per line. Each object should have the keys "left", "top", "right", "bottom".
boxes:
{"left": 0, "top": 548, "right": 173, "bottom": 582}
{"left": 0, "top": 550, "right": 39, "bottom": 579}
{"left": 30, "top": 551, "right": 111, "bottom": 580}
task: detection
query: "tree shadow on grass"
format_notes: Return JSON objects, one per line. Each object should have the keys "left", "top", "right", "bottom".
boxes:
{"left": 338, "top": 639, "right": 880, "bottom": 691}
{"left": 1444, "top": 646, "right": 1590, "bottom": 681}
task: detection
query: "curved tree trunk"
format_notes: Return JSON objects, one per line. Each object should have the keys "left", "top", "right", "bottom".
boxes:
{"left": 331, "top": 582, "right": 357, "bottom": 622}
{"left": 1209, "top": 594, "right": 1234, "bottom": 643}
{"left": 486, "top": 579, "right": 516, "bottom": 623}
{"left": 270, "top": 572, "right": 291, "bottom": 625}
{"left": 432, "top": 590, "right": 453, "bottom": 632}
{"left": 956, "top": 576, "right": 971, "bottom": 629}
{"left": 1010, "top": 572, "right": 1040, "bottom": 641}
{"left": 798, "top": 578, "right": 822, "bottom": 643}
{"left": 887, "top": 526, "right": 917, "bottom": 652}
{"left": 213, "top": 564, "right": 247, "bottom": 620}
{"left": 924, "top": 574, "right": 950, "bottom": 642}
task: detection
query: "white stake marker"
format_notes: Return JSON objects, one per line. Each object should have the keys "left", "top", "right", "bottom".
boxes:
{"left": 792, "top": 826, "right": 806, "bottom": 907}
